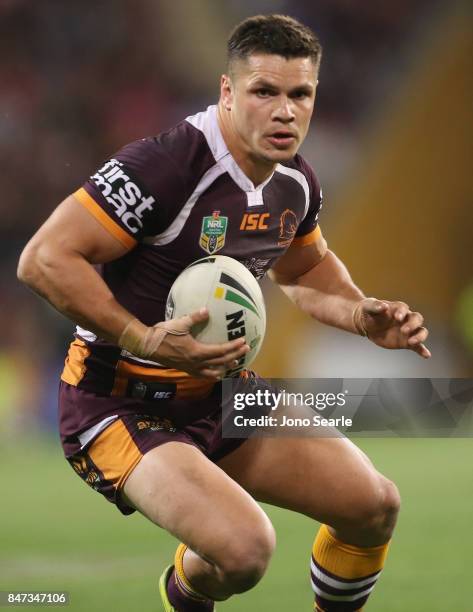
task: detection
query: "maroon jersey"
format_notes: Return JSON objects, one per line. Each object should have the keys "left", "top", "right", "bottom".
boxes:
{"left": 61, "top": 105, "right": 323, "bottom": 440}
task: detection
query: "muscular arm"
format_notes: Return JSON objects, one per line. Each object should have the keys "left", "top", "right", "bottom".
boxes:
{"left": 18, "top": 194, "right": 135, "bottom": 343}
{"left": 18, "top": 195, "right": 249, "bottom": 376}
{"left": 269, "top": 231, "right": 431, "bottom": 358}
{"left": 269, "top": 232, "right": 363, "bottom": 333}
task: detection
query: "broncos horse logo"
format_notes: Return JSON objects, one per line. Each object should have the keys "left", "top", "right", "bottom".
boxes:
{"left": 278, "top": 209, "right": 298, "bottom": 247}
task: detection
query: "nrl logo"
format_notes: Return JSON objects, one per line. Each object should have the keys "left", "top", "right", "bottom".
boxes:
{"left": 199, "top": 210, "right": 228, "bottom": 254}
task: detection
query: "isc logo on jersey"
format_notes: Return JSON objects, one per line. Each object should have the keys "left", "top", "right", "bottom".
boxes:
{"left": 91, "top": 159, "right": 155, "bottom": 234}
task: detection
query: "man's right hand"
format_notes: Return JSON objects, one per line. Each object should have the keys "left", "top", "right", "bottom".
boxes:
{"left": 120, "top": 308, "right": 250, "bottom": 380}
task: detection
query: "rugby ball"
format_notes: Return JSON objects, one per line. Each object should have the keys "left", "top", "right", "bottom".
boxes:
{"left": 165, "top": 256, "right": 266, "bottom": 375}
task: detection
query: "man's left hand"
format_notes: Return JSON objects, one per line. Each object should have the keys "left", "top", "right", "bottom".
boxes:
{"left": 353, "top": 298, "right": 431, "bottom": 359}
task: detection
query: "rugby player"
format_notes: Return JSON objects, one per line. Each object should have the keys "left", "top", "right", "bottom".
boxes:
{"left": 18, "top": 15, "right": 430, "bottom": 612}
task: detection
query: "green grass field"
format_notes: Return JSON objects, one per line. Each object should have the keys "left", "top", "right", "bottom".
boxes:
{"left": 1, "top": 437, "right": 471, "bottom": 611}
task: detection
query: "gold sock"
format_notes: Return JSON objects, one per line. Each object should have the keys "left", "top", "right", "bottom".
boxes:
{"left": 174, "top": 543, "right": 208, "bottom": 601}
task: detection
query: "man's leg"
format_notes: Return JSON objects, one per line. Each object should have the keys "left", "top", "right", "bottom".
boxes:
{"left": 122, "top": 441, "right": 276, "bottom": 608}
{"left": 217, "top": 435, "right": 400, "bottom": 610}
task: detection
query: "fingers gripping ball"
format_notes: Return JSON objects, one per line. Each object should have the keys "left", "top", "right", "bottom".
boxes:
{"left": 166, "top": 256, "right": 266, "bottom": 375}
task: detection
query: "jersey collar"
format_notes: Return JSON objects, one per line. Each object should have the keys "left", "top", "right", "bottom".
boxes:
{"left": 186, "top": 105, "right": 275, "bottom": 195}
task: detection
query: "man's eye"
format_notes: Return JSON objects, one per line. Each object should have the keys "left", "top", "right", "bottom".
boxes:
{"left": 256, "top": 89, "right": 271, "bottom": 97}
{"left": 292, "top": 91, "right": 308, "bottom": 99}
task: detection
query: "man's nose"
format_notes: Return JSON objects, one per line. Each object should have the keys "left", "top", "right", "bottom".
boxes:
{"left": 272, "top": 96, "right": 295, "bottom": 122}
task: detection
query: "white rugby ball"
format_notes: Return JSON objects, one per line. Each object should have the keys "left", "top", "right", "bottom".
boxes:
{"left": 165, "top": 255, "right": 266, "bottom": 375}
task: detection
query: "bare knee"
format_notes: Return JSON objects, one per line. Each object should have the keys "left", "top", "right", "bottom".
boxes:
{"left": 382, "top": 478, "right": 401, "bottom": 523}
{"left": 334, "top": 475, "right": 401, "bottom": 546}
{"left": 365, "top": 477, "right": 401, "bottom": 540}
{"left": 218, "top": 521, "right": 276, "bottom": 595}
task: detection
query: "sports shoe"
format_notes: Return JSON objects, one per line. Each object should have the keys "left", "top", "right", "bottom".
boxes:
{"left": 158, "top": 565, "right": 176, "bottom": 612}
{"left": 158, "top": 564, "right": 217, "bottom": 611}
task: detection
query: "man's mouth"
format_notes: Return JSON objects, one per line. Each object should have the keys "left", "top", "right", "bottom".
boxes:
{"left": 266, "top": 131, "right": 297, "bottom": 148}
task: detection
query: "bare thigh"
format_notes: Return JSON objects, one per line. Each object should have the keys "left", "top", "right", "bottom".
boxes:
{"left": 121, "top": 441, "right": 273, "bottom": 563}
{"left": 216, "top": 433, "right": 396, "bottom": 544}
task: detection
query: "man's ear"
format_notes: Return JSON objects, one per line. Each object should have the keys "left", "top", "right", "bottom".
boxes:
{"left": 220, "top": 74, "right": 233, "bottom": 111}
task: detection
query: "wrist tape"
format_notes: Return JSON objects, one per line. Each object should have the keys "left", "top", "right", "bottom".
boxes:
{"left": 352, "top": 301, "right": 369, "bottom": 337}
{"left": 118, "top": 318, "right": 187, "bottom": 360}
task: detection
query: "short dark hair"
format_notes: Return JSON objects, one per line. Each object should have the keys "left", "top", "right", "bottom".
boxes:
{"left": 227, "top": 14, "right": 322, "bottom": 72}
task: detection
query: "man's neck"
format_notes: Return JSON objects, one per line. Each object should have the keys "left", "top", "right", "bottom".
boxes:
{"left": 216, "top": 103, "right": 275, "bottom": 187}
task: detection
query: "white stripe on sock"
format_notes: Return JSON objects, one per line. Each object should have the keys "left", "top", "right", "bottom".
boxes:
{"left": 311, "top": 558, "right": 381, "bottom": 590}
{"left": 311, "top": 579, "right": 376, "bottom": 602}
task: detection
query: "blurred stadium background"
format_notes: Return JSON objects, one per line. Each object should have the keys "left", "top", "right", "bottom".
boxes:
{"left": 1, "top": 1, "right": 472, "bottom": 610}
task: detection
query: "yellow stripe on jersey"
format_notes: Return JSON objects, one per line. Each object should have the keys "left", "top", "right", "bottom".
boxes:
{"left": 73, "top": 187, "right": 137, "bottom": 250}
{"left": 292, "top": 225, "right": 321, "bottom": 247}
{"left": 61, "top": 338, "right": 91, "bottom": 386}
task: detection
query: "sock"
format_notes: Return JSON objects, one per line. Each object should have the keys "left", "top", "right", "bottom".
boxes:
{"left": 311, "top": 524, "right": 390, "bottom": 611}
{"left": 167, "top": 544, "right": 214, "bottom": 612}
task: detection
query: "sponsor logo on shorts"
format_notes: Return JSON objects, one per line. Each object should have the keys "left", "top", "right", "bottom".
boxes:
{"left": 130, "top": 380, "right": 177, "bottom": 401}
{"left": 70, "top": 455, "right": 101, "bottom": 491}
{"left": 136, "top": 418, "right": 177, "bottom": 432}
{"left": 153, "top": 391, "right": 174, "bottom": 399}
{"left": 199, "top": 210, "right": 228, "bottom": 254}
{"left": 91, "top": 159, "right": 155, "bottom": 234}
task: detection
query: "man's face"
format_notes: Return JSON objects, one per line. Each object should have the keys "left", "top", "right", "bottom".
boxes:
{"left": 221, "top": 54, "right": 318, "bottom": 164}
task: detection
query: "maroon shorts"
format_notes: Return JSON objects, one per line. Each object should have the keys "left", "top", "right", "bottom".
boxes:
{"left": 60, "top": 384, "right": 247, "bottom": 515}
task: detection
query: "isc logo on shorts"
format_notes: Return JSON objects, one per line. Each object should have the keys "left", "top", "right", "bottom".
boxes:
{"left": 153, "top": 391, "right": 174, "bottom": 399}
{"left": 92, "top": 159, "right": 155, "bottom": 234}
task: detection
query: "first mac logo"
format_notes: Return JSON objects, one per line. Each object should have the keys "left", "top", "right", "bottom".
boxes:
{"left": 92, "top": 159, "right": 155, "bottom": 234}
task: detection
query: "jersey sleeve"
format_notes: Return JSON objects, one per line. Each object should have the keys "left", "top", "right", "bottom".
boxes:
{"left": 292, "top": 158, "right": 323, "bottom": 246}
{"left": 74, "top": 138, "right": 183, "bottom": 248}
